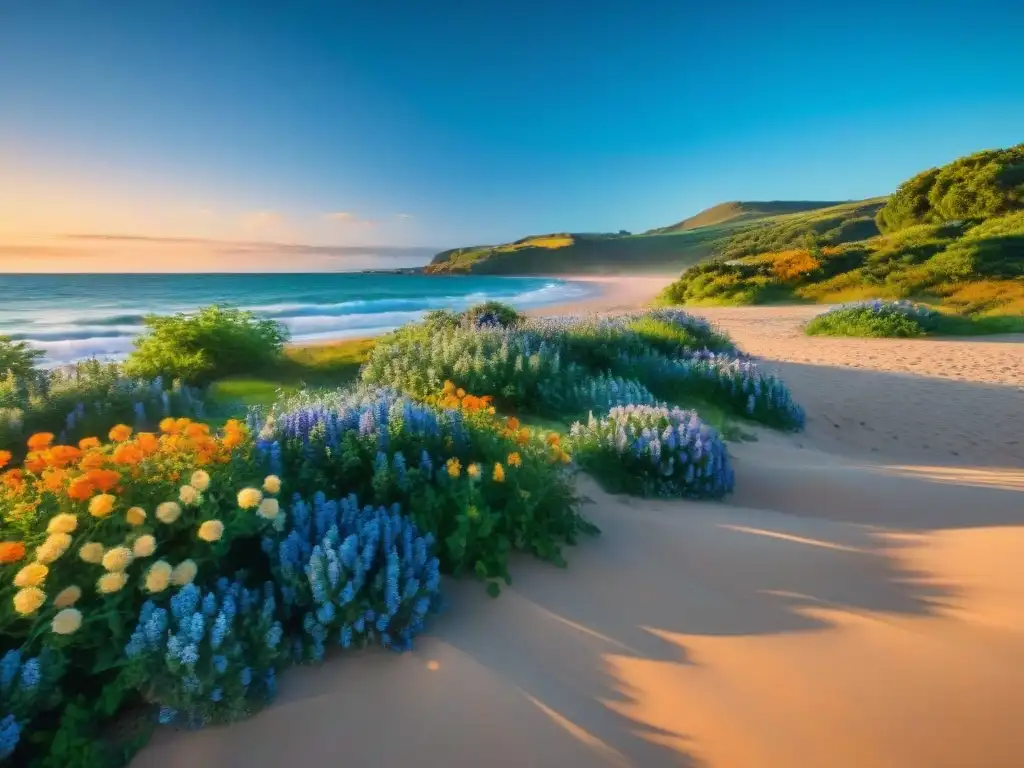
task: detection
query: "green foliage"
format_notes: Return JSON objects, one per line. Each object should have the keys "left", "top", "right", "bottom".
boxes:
{"left": 0, "top": 338, "right": 43, "bottom": 378}
{"left": 0, "top": 361, "right": 203, "bottom": 456}
{"left": 877, "top": 143, "right": 1024, "bottom": 232}
{"left": 805, "top": 301, "right": 937, "bottom": 338}
{"left": 463, "top": 301, "right": 524, "bottom": 329}
{"left": 125, "top": 307, "right": 289, "bottom": 386}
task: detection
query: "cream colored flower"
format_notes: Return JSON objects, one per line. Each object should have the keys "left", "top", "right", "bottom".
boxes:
{"left": 144, "top": 560, "right": 172, "bottom": 593}
{"left": 97, "top": 571, "right": 128, "bottom": 594}
{"left": 155, "top": 501, "right": 182, "bottom": 524}
{"left": 46, "top": 512, "right": 78, "bottom": 534}
{"left": 190, "top": 470, "right": 211, "bottom": 492}
{"left": 197, "top": 520, "right": 224, "bottom": 542}
{"left": 88, "top": 493, "right": 116, "bottom": 518}
{"left": 256, "top": 497, "right": 279, "bottom": 520}
{"left": 14, "top": 586, "right": 46, "bottom": 614}
{"left": 54, "top": 585, "right": 82, "bottom": 608}
{"left": 14, "top": 562, "right": 48, "bottom": 587}
{"left": 237, "top": 487, "right": 263, "bottom": 509}
{"left": 101, "top": 546, "right": 134, "bottom": 572}
{"left": 126, "top": 506, "right": 147, "bottom": 526}
{"left": 132, "top": 534, "right": 157, "bottom": 558}
{"left": 52, "top": 607, "right": 83, "bottom": 635}
{"left": 178, "top": 484, "right": 201, "bottom": 506}
{"left": 79, "top": 541, "right": 105, "bottom": 564}
{"left": 35, "top": 533, "right": 72, "bottom": 564}
{"left": 170, "top": 559, "right": 197, "bottom": 586}
{"left": 262, "top": 475, "right": 281, "bottom": 494}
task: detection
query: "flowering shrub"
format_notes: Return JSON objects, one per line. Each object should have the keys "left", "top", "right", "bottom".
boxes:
{"left": 263, "top": 493, "right": 442, "bottom": 661}
{"left": 569, "top": 405, "right": 735, "bottom": 498}
{"left": 253, "top": 387, "right": 592, "bottom": 592}
{"left": 0, "top": 648, "right": 64, "bottom": 761}
{"left": 617, "top": 351, "right": 805, "bottom": 430}
{"left": 0, "top": 360, "right": 206, "bottom": 456}
{"left": 805, "top": 299, "right": 942, "bottom": 337}
{"left": 122, "top": 578, "right": 286, "bottom": 728}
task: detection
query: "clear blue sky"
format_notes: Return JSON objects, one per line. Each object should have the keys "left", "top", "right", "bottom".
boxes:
{"left": 2, "top": 0, "right": 1022, "bottom": 262}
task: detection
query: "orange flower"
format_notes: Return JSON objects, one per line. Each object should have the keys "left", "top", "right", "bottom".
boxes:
{"left": 185, "top": 422, "right": 210, "bottom": 438}
{"left": 0, "top": 450, "right": 11, "bottom": 469}
{"left": 67, "top": 475, "right": 95, "bottom": 501}
{"left": 159, "top": 417, "right": 180, "bottom": 435}
{"left": 516, "top": 429, "right": 530, "bottom": 446}
{"left": 24, "top": 452, "right": 47, "bottom": 474}
{"left": 78, "top": 437, "right": 101, "bottom": 450}
{"left": 506, "top": 417, "right": 520, "bottom": 431}
{"left": 221, "top": 431, "right": 243, "bottom": 449}
{"left": 79, "top": 452, "right": 106, "bottom": 470}
{"left": 86, "top": 468, "right": 121, "bottom": 493}
{"left": 27, "top": 432, "right": 54, "bottom": 451}
{"left": 546, "top": 433, "right": 560, "bottom": 446}
{"left": 135, "top": 432, "right": 159, "bottom": 454}
{"left": 1, "top": 469, "right": 25, "bottom": 491}
{"left": 506, "top": 452, "right": 522, "bottom": 467}
{"left": 0, "top": 541, "right": 26, "bottom": 564}
{"left": 112, "top": 443, "right": 144, "bottom": 466}
{"left": 47, "top": 445, "right": 82, "bottom": 468}
{"left": 108, "top": 424, "right": 133, "bottom": 442}
{"left": 41, "top": 469, "right": 68, "bottom": 493}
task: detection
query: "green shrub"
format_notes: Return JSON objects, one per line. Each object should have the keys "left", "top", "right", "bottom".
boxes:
{"left": 805, "top": 300, "right": 939, "bottom": 337}
{"left": 125, "top": 307, "right": 289, "bottom": 386}
{"left": 463, "top": 301, "right": 524, "bottom": 329}
{"left": 0, "top": 338, "right": 43, "bottom": 378}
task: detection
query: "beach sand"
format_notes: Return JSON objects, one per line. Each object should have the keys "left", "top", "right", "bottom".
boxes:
{"left": 136, "top": 300, "right": 1024, "bottom": 768}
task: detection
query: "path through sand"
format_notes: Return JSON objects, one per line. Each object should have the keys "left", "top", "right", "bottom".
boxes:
{"left": 136, "top": 306, "right": 1024, "bottom": 768}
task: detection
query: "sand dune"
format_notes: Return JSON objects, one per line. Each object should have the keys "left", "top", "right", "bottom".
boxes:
{"left": 135, "top": 304, "right": 1024, "bottom": 768}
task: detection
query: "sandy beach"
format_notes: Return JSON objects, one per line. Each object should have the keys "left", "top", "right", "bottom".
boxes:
{"left": 136, "top": 288, "right": 1024, "bottom": 768}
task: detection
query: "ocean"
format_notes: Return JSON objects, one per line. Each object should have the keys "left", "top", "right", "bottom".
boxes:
{"left": 0, "top": 273, "right": 592, "bottom": 366}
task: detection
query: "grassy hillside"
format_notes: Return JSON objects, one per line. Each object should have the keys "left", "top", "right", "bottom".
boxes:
{"left": 425, "top": 199, "right": 881, "bottom": 276}
{"left": 648, "top": 200, "right": 846, "bottom": 233}
{"left": 658, "top": 144, "right": 1024, "bottom": 316}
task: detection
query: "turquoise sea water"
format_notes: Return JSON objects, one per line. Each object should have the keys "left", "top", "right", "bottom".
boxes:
{"left": 0, "top": 273, "right": 592, "bottom": 366}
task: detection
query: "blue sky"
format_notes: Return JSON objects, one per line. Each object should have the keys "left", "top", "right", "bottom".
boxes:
{"left": 1, "top": 0, "right": 1022, "bottom": 269}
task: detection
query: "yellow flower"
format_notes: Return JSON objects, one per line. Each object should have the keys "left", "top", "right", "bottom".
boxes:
{"left": 189, "top": 470, "right": 211, "bottom": 492}
{"left": 79, "top": 542, "right": 104, "bottom": 564}
{"left": 558, "top": 450, "right": 571, "bottom": 464}
{"left": 54, "top": 585, "right": 82, "bottom": 608}
{"left": 101, "top": 546, "right": 134, "bottom": 572}
{"left": 14, "top": 562, "right": 48, "bottom": 587}
{"left": 197, "top": 520, "right": 224, "bottom": 542}
{"left": 46, "top": 512, "right": 78, "bottom": 534}
{"left": 442, "top": 380, "right": 456, "bottom": 395}
{"left": 492, "top": 463, "right": 505, "bottom": 482}
{"left": 52, "top": 607, "right": 83, "bottom": 635}
{"left": 170, "top": 559, "right": 197, "bottom": 586}
{"left": 507, "top": 452, "right": 522, "bottom": 467}
{"left": 262, "top": 474, "right": 281, "bottom": 494}
{"left": 257, "top": 498, "right": 279, "bottom": 520}
{"left": 467, "top": 463, "right": 481, "bottom": 478}
{"left": 14, "top": 586, "right": 46, "bottom": 615}
{"left": 178, "top": 484, "right": 200, "bottom": 506}
{"left": 155, "top": 501, "right": 182, "bottom": 524}
{"left": 445, "top": 458, "right": 462, "bottom": 478}
{"left": 237, "top": 487, "right": 263, "bottom": 509}
{"left": 144, "top": 560, "right": 172, "bottom": 593}
{"left": 132, "top": 534, "right": 157, "bottom": 558}
{"left": 456, "top": 388, "right": 466, "bottom": 398}
{"left": 89, "top": 493, "right": 116, "bottom": 518}
{"left": 97, "top": 571, "right": 128, "bottom": 594}
{"left": 126, "top": 506, "right": 147, "bottom": 526}
{"left": 35, "top": 533, "right": 72, "bottom": 564}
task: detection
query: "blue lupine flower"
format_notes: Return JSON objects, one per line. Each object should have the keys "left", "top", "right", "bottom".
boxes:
{"left": 210, "top": 687, "right": 223, "bottom": 703}
{"left": 158, "top": 707, "right": 178, "bottom": 725}
{"left": 189, "top": 613, "right": 206, "bottom": 642}
{"left": 19, "top": 658, "right": 40, "bottom": 691}
{"left": 213, "top": 654, "right": 228, "bottom": 674}
{"left": 179, "top": 644, "right": 200, "bottom": 666}
{"left": 0, "top": 714, "right": 20, "bottom": 760}
{"left": 240, "top": 667, "right": 252, "bottom": 687}
{"left": 0, "top": 650, "right": 21, "bottom": 692}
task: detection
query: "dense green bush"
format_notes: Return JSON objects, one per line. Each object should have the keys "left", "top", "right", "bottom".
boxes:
{"left": 805, "top": 300, "right": 940, "bottom": 337}
{"left": 125, "top": 307, "right": 289, "bottom": 386}
{"left": 0, "top": 338, "right": 43, "bottom": 379}
{"left": 876, "top": 143, "right": 1024, "bottom": 232}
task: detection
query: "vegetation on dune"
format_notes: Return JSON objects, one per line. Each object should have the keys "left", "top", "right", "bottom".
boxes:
{"left": 806, "top": 299, "right": 1024, "bottom": 338}
{"left": 0, "top": 300, "right": 806, "bottom": 764}
{"left": 648, "top": 200, "right": 850, "bottom": 234}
